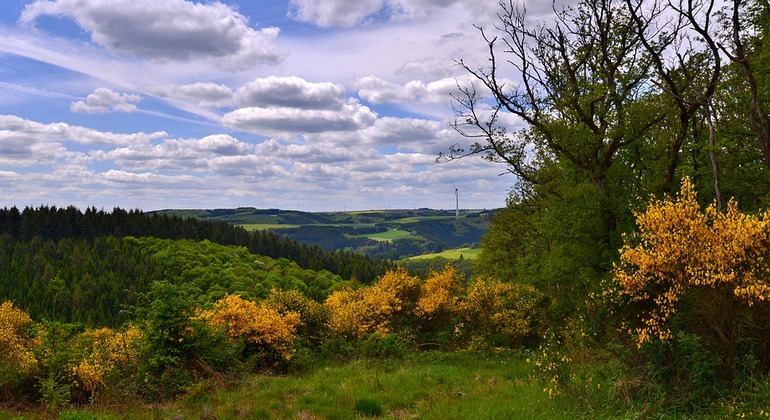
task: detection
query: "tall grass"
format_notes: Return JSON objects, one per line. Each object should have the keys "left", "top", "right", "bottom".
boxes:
{"left": 2, "top": 351, "right": 579, "bottom": 419}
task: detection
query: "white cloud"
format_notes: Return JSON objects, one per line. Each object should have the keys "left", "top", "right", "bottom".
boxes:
{"left": 234, "top": 76, "right": 345, "bottom": 110}
{"left": 93, "top": 134, "right": 255, "bottom": 172}
{"left": 150, "top": 83, "right": 234, "bottom": 108}
{"left": 19, "top": 0, "right": 283, "bottom": 70}
{"left": 70, "top": 88, "right": 141, "bottom": 114}
{"left": 355, "top": 74, "right": 507, "bottom": 105}
{"left": 0, "top": 115, "right": 167, "bottom": 146}
{"left": 222, "top": 99, "right": 377, "bottom": 135}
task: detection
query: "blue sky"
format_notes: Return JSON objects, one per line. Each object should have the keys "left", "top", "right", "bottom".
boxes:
{"left": 0, "top": 0, "right": 552, "bottom": 212}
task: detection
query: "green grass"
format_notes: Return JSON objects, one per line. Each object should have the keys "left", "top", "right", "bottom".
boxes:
{"left": 7, "top": 352, "right": 568, "bottom": 419}
{"left": 408, "top": 247, "right": 483, "bottom": 260}
{"left": 3, "top": 350, "right": 756, "bottom": 419}
{"left": 361, "top": 229, "right": 412, "bottom": 241}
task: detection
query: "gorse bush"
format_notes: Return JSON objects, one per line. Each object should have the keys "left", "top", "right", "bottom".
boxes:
{"left": 200, "top": 294, "right": 301, "bottom": 362}
{"left": 0, "top": 301, "right": 38, "bottom": 373}
{"left": 323, "top": 265, "right": 543, "bottom": 349}
{"left": 70, "top": 325, "right": 141, "bottom": 395}
{"left": 457, "top": 278, "right": 543, "bottom": 349}
{"left": 612, "top": 179, "right": 770, "bottom": 403}
{"left": 324, "top": 266, "right": 421, "bottom": 339}
{"left": 614, "top": 178, "right": 770, "bottom": 346}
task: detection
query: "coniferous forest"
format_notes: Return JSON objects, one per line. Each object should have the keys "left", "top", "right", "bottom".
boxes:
{"left": 3, "top": 0, "right": 770, "bottom": 417}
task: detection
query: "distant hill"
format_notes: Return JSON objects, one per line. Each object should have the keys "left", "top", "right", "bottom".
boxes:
{"left": 148, "top": 207, "right": 495, "bottom": 260}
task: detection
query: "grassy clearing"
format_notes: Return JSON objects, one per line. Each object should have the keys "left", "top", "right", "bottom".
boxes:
{"left": 6, "top": 352, "right": 574, "bottom": 419}
{"left": 362, "top": 229, "right": 412, "bottom": 241}
{"left": 408, "top": 247, "right": 483, "bottom": 260}
{"left": 3, "top": 350, "right": 758, "bottom": 418}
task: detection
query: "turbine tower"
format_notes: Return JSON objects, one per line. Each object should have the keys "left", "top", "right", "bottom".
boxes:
{"left": 452, "top": 182, "right": 459, "bottom": 217}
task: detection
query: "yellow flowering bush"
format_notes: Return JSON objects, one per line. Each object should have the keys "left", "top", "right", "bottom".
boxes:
{"left": 414, "top": 266, "right": 464, "bottom": 337}
{"left": 458, "top": 278, "right": 542, "bottom": 348}
{"left": 416, "top": 265, "right": 463, "bottom": 319}
{"left": 614, "top": 179, "right": 770, "bottom": 346}
{"left": 201, "top": 295, "right": 300, "bottom": 361}
{"left": 71, "top": 325, "right": 141, "bottom": 394}
{"left": 0, "top": 301, "right": 38, "bottom": 373}
{"left": 263, "top": 289, "right": 328, "bottom": 340}
{"left": 325, "top": 267, "right": 420, "bottom": 338}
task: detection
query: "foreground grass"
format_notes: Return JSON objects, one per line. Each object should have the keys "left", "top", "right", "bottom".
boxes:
{"left": 2, "top": 352, "right": 580, "bottom": 419}
{"left": 7, "top": 350, "right": 764, "bottom": 419}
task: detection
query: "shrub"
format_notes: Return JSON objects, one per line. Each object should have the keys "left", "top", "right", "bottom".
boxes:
{"left": 613, "top": 178, "right": 770, "bottom": 404}
{"left": 134, "top": 281, "right": 230, "bottom": 400}
{"left": 70, "top": 325, "right": 141, "bottom": 396}
{"left": 324, "top": 267, "right": 421, "bottom": 339}
{"left": 415, "top": 265, "right": 463, "bottom": 338}
{"left": 0, "top": 301, "right": 38, "bottom": 373}
{"left": 0, "top": 301, "right": 39, "bottom": 402}
{"left": 201, "top": 294, "right": 301, "bottom": 363}
{"left": 263, "top": 289, "right": 328, "bottom": 344}
{"left": 457, "top": 278, "right": 543, "bottom": 349}
{"left": 614, "top": 178, "right": 770, "bottom": 346}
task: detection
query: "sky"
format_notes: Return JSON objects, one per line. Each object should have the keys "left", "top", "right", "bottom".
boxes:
{"left": 0, "top": 0, "right": 556, "bottom": 212}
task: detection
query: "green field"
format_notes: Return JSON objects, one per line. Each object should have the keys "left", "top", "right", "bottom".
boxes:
{"left": 361, "top": 229, "right": 412, "bottom": 241}
{"left": 28, "top": 352, "right": 581, "bottom": 419}
{"left": 407, "top": 247, "right": 482, "bottom": 260}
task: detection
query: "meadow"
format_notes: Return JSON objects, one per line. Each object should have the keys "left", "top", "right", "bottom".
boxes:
{"left": 4, "top": 352, "right": 565, "bottom": 419}
{"left": 406, "top": 247, "right": 482, "bottom": 260}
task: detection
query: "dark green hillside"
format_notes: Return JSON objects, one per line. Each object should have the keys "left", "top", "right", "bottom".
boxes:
{"left": 400, "top": 217, "right": 489, "bottom": 249}
{"left": 0, "top": 205, "right": 391, "bottom": 283}
{"left": 0, "top": 235, "right": 346, "bottom": 326}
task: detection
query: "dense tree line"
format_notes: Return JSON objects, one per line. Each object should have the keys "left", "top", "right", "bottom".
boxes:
{"left": 0, "top": 205, "right": 392, "bottom": 283}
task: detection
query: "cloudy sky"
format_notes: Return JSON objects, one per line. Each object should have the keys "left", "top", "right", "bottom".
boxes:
{"left": 0, "top": 0, "right": 550, "bottom": 212}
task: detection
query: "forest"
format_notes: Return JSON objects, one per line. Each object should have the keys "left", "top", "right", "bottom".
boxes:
{"left": 2, "top": 0, "right": 770, "bottom": 417}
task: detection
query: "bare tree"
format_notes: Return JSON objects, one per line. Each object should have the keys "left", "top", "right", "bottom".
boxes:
{"left": 445, "top": 0, "right": 664, "bottom": 195}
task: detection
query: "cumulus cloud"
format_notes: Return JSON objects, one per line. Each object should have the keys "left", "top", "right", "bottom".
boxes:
{"left": 93, "top": 134, "right": 255, "bottom": 171}
{"left": 19, "top": 0, "right": 283, "bottom": 70}
{"left": 222, "top": 100, "right": 377, "bottom": 135}
{"left": 222, "top": 77, "right": 376, "bottom": 135}
{"left": 234, "top": 76, "right": 345, "bottom": 110}
{"left": 0, "top": 115, "right": 167, "bottom": 146}
{"left": 150, "top": 83, "right": 234, "bottom": 108}
{"left": 354, "top": 75, "right": 462, "bottom": 105}
{"left": 70, "top": 88, "right": 141, "bottom": 114}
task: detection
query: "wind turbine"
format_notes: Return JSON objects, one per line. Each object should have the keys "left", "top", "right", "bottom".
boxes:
{"left": 452, "top": 182, "right": 459, "bottom": 217}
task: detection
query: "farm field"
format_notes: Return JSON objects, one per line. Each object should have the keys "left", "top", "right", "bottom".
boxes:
{"left": 360, "top": 228, "right": 411, "bottom": 241}
{"left": 406, "top": 247, "right": 482, "bottom": 260}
